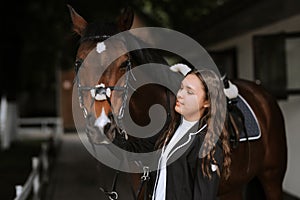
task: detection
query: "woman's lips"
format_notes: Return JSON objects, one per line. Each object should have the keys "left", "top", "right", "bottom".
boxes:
{"left": 176, "top": 101, "right": 183, "bottom": 106}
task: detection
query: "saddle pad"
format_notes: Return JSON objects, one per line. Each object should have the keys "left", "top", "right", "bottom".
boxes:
{"left": 236, "top": 95, "right": 261, "bottom": 141}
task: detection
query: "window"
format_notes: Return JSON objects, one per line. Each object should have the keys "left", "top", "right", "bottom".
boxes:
{"left": 286, "top": 36, "right": 300, "bottom": 94}
{"left": 253, "top": 33, "right": 287, "bottom": 99}
{"left": 209, "top": 48, "right": 238, "bottom": 79}
{"left": 253, "top": 32, "right": 300, "bottom": 99}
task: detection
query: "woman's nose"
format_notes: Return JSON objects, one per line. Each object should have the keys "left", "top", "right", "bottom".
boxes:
{"left": 177, "top": 90, "right": 183, "bottom": 99}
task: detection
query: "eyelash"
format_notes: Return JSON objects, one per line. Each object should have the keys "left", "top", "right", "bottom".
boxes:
{"left": 179, "top": 86, "right": 194, "bottom": 95}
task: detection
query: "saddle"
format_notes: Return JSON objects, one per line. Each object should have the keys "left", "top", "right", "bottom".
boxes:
{"left": 223, "top": 76, "right": 247, "bottom": 148}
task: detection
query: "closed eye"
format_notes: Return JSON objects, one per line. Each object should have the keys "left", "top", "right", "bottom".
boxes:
{"left": 187, "top": 90, "right": 194, "bottom": 94}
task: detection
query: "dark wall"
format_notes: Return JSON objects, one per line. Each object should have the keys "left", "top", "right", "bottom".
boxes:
{"left": 0, "top": 2, "right": 24, "bottom": 101}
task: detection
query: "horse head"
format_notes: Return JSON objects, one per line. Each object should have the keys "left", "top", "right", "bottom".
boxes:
{"left": 68, "top": 5, "right": 178, "bottom": 145}
{"left": 68, "top": 5, "right": 136, "bottom": 144}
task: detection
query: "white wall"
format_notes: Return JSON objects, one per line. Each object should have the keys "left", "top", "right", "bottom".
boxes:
{"left": 207, "top": 14, "right": 300, "bottom": 197}
{"left": 207, "top": 14, "right": 300, "bottom": 80}
{"left": 279, "top": 96, "right": 300, "bottom": 197}
{"left": 286, "top": 38, "right": 300, "bottom": 90}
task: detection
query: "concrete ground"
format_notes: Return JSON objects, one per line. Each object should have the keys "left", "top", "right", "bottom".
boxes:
{"left": 43, "top": 133, "right": 299, "bottom": 200}
{"left": 43, "top": 133, "right": 136, "bottom": 200}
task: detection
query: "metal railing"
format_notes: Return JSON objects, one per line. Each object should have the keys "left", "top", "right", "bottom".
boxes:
{"left": 14, "top": 143, "right": 49, "bottom": 200}
{"left": 17, "top": 117, "right": 63, "bottom": 145}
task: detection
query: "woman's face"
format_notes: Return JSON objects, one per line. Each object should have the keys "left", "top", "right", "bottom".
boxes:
{"left": 175, "top": 73, "right": 209, "bottom": 121}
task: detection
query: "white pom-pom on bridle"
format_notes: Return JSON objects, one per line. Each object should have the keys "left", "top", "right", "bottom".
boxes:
{"left": 90, "top": 83, "right": 112, "bottom": 101}
{"left": 96, "top": 42, "right": 106, "bottom": 54}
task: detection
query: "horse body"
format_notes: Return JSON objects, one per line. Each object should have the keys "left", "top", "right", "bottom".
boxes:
{"left": 218, "top": 79, "right": 287, "bottom": 200}
{"left": 68, "top": 6, "right": 287, "bottom": 200}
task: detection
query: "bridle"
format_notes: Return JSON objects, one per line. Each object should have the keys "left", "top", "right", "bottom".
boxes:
{"left": 74, "top": 36, "right": 145, "bottom": 200}
{"left": 74, "top": 47, "right": 135, "bottom": 141}
{"left": 74, "top": 34, "right": 172, "bottom": 200}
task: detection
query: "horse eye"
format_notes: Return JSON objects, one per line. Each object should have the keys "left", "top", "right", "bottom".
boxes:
{"left": 74, "top": 59, "right": 83, "bottom": 73}
{"left": 120, "top": 60, "right": 128, "bottom": 69}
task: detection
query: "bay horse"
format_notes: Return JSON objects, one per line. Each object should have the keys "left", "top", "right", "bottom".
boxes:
{"left": 68, "top": 5, "right": 287, "bottom": 200}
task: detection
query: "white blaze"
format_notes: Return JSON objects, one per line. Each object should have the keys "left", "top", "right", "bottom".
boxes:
{"left": 94, "top": 107, "right": 111, "bottom": 129}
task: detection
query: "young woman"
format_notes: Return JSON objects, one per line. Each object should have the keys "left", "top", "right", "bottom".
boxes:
{"left": 112, "top": 63, "right": 231, "bottom": 199}
{"left": 152, "top": 64, "right": 231, "bottom": 200}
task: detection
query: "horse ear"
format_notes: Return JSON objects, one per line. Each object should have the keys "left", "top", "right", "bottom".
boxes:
{"left": 117, "top": 7, "right": 134, "bottom": 31}
{"left": 67, "top": 4, "right": 88, "bottom": 36}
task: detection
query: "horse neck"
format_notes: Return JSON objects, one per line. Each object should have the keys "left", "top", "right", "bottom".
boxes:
{"left": 128, "top": 83, "right": 173, "bottom": 126}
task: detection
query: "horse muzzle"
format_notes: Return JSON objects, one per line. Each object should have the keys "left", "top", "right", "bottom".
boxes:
{"left": 85, "top": 110, "right": 117, "bottom": 145}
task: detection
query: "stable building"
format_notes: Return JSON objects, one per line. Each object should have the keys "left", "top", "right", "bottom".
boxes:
{"left": 192, "top": 0, "right": 300, "bottom": 197}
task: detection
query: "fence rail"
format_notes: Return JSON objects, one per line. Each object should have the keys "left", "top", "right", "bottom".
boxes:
{"left": 17, "top": 117, "right": 63, "bottom": 145}
{"left": 14, "top": 143, "right": 49, "bottom": 200}
{"left": 1, "top": 95, "right": 63, "bottom": 149}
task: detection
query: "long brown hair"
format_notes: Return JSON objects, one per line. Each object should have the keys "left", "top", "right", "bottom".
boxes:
{"left": 156, "top": 69, "right": 231, "bottom": 180}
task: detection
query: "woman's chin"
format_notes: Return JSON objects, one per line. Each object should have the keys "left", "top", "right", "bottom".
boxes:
{"left": 175, "top": 106, "right": 182, "bottom": 114}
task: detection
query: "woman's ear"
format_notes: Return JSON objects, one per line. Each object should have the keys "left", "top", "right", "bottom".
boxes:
{"left": 203, "top": 101, "right": 210, "bottom": 108}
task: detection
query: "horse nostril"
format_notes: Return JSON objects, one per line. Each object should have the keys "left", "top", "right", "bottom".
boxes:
{"left": 108, "top": 112, "right": 114, "bottom": 120}
{"left": 104, "top": 122, "right": 111, "bottom": 133}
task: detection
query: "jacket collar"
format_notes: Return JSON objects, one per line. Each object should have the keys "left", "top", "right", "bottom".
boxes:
{"left": 166, "top": 123, "right": 207, "bottom": 163}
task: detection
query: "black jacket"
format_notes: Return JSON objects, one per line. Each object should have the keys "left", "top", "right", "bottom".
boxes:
{"left": 112, "top": 123, "right": 223, "bottom": 200}
{"left": 155, "top": 123, "right": 223, "bottom": 200}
